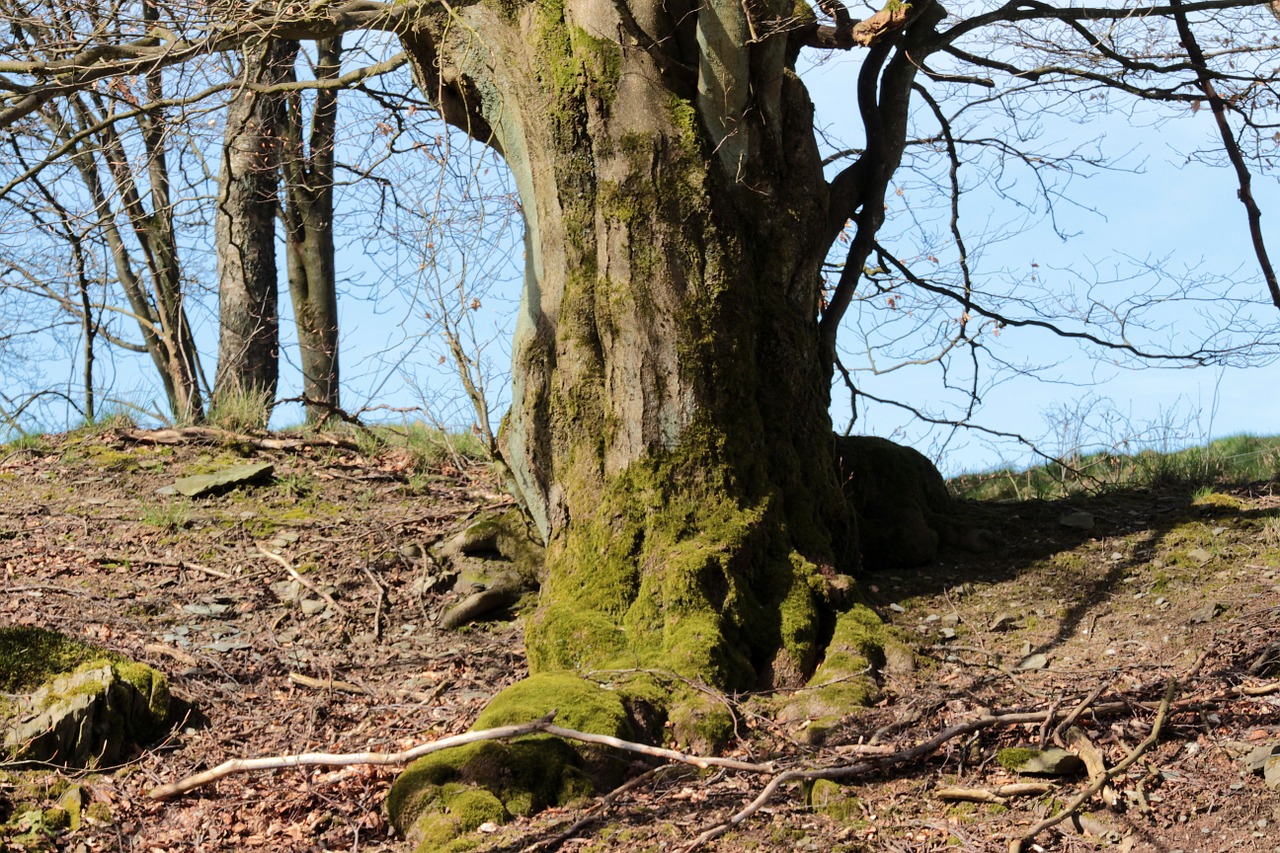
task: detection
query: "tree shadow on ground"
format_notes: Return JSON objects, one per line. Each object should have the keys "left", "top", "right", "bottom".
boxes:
{"left": 865, "top": 479, "right": 1280, "bottom": 667}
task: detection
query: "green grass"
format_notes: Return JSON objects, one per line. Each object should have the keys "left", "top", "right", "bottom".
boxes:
{"left": 206, "top": 385, "right": 272, "bottom": 433}
{"left": 351, "top": 421, "right": 490, "bottom": 470}
{"left": 951, "top": 434, "right": 1280, "bottom": 501}
{"left": 139, "top": 500, "right": 191, "bottom": 532}
{"left": 1, "top": 431, "right": 48, "bottom": 454}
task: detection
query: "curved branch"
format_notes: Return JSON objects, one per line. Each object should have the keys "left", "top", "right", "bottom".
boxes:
{"left": 1168, "top": 0, "right": 1280, "bottom": 307}
{"left": 875, "top": 245, "right": 1227, "bottom": 364}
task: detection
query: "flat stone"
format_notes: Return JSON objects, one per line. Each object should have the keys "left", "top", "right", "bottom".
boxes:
{"left": 1187, "top": 548, "right": 1213, "bottom": 565}
{"left": 1266, "top": 757, "right": 1280, "bottom": 791}
{"left": 1245, "top": 743, "right": 1280, "bottom": 773}
{"left": 1188, "top": 601, "right": 1224, "bottom": 624}
{"left": 165, "top": 462, "right": 274, "bottom": 497}
{"left": 300, "top": 598, "right": 328, "bottom": 616}
{"left": 1059, "top": 511, "right": 1094, "bottom": 530}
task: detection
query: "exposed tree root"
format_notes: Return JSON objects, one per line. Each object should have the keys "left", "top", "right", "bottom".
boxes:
{"left": 148, "top": 658, "right": 1274, "bottom": 852}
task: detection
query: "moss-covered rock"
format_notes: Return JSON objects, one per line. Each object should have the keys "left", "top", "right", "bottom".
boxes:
{"left": 834, "top": 435, "right": 998, "bottom": 568}
{"left": 387, "top": 673, "right": 632, "bottom": 849}
{"left": 805, "top": 778, "right": 862, "bottom": 822}
{"left": 0, "top": 626, "right": 171, "bottom": 767}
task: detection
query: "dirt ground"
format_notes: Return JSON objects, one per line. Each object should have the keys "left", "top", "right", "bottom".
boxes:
{"left": 1, "top": 426, "right": 1278, "bottom": 853}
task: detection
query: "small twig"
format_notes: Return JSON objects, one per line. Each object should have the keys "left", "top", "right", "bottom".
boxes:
{"left": 149, "top": 715, "right": 557, "bottom": 800}
{"left": 542, "top": 724, "right": 771, "bottom": 773}
{"left": 256, "top": 543, "right": 347, "bottom": 617}
{"left": 361, "top": 564, "right": 387, "bottom": 641}
{"left": 1239, "top": 682, "right": 1280, "bottom": 696}
{"left": 1038, "top": 692, "right": 1063, "bottom": 749}
{"left": 143, "top": 643, "right": 198, "bottom": 667}
{"left": 935, "top": 782, "right": 1052, "bottom": 805}
{"left": 96, "top": 557, "right": 231, "bottom": 580}
{"left": 121, "top": 427, "right": 360, "bottom": 452}
{"left": 1010, "top": 678, "right": 1179, "bottom": 853}
{"left": 1053, "top": 680, "right": 1109, "bottom": 747}
{"left": 528, "top": 766, "right": 671, "bottom": 852}
{"left": 287, "top": 672, "right": 368, "bottom": 695}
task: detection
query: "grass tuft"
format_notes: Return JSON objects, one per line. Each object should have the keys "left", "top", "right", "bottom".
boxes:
{"left": 206, "top": 386, "right": 273, "bottom": 433}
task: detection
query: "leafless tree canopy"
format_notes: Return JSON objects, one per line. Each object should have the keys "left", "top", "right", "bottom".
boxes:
{"left": 0, "top": 0, "right": 1276, "bottom": 446}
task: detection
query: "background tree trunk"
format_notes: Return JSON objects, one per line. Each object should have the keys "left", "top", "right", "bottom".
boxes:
{"left": 214, "top": 40, "right": 297, "bottom": 407}
{"left": 404, "top": 0, "right": 854, "bottom": 694}
{"left": 281, "top": 38, "right": 341, "bottom": 423}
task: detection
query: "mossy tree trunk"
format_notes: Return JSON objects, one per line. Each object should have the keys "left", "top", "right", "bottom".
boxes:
{"left": 403, "top": 0, "right": 880, "bottom": 692}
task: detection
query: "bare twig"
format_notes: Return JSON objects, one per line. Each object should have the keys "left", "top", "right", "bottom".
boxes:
{"left": 1010, "top": 678, "right": 1179, "bottom": 853}
{"left": 1052, "top": 681, "right": 1109, "bottom": 747}
{"left": 256, "top": 543, "right": 347, "bottom": 618}
{"left": 287, "top": 672, "right": 368, "bottom": 695}
{"left": 935, "top": 782, "right": 1053, "bottom": 805}
{"left": 121, "top": 427, "right": 360, "bottom": 452}
{"left": 361, "top": 564, "right": 387, "bottom": 640}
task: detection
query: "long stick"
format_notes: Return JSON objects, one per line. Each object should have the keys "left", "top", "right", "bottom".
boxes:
{"left": 147, "top": 713, "right": 773, "bottom": 801}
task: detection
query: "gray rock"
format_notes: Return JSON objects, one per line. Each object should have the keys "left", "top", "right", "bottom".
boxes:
{"left": 162, "top": 462, "right": 274, "bottom": 497}
{"left": 1059, "top": 511, "right": 1094, "bottom": 530}
{"left": 1016, "top": 653, "right": 1049, "bottom": 671}
{"left": 990, "top": 612, "right": 1018, "bottom": 632}
{"left": 1264, "top": 757, "right": 1280, "bottom": 791}
{"left": 1187, "top": 601, "right": 1224, "bottom": 624}
{"left": 300, "top": 597, "right": 329, "bottom": 616}
{"left": 1245, "top": 743, "right": 1280, "bottom": 773}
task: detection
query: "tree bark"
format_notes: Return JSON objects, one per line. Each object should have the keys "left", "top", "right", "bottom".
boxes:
{"left": 214, "top": 40, "right": 297, "bottom": 407}
{"left": 281, "top": 37, "right": 341, "bottom": 423}
{"left": 403, "top": 0, "right": 854, "bottom": 692}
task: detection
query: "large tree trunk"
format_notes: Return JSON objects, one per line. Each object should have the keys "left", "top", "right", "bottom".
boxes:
{"left": 281, "top": 38, "right": 341, "bottom": 423}
{"left": 403, "top": 0, "right": 853, "bottom": 694}
{"left": 213, "top": 40, "right": 297, "bottom": 407}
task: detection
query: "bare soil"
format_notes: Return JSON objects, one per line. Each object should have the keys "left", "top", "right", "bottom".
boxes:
{"left": 1, "top": 426, "right": 1278, "bottom": 853}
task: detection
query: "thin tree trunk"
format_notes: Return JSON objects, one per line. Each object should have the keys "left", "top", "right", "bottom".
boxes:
{"left": 281, "top": 37, "right": 341, "bottom": 423}
{"left": 42, "top": 97, "right": 201, "bottom": 422}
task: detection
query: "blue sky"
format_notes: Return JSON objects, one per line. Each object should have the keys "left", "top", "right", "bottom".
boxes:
{"left": 800, "top": 47, "right": 1280, "bottom": 474}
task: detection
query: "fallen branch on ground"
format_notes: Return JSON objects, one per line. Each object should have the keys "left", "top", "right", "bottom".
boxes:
{"left": 935, "top": 782, "right": 1053, "bottom": 805}
{"left": 121, "top": 426, "right": 360, "bottom": 452}
{"left": 146, "top": 712, "right": 773, "bottom": 801}
{"left": 1009, "top": 678, "right": 1179, "bottom": 853}
{"left": 256, "top": 543, "right": 347, "bottom": 618}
